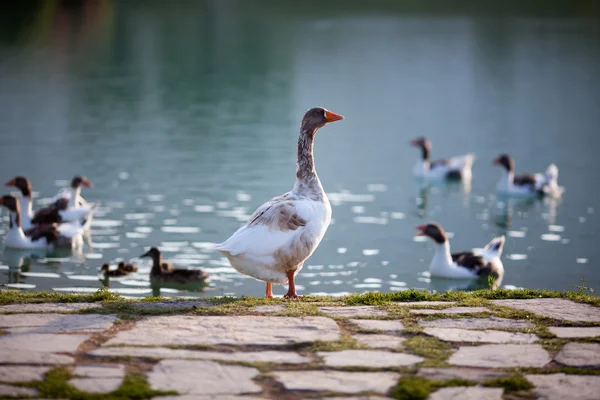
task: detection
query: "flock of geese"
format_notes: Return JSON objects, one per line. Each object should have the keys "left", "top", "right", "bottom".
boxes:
{"left": 1, "top": 107, "right": 564, "bottom": 297}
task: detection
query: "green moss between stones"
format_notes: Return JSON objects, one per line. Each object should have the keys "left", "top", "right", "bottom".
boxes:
{"left": 483, "top": 375, "right": 533, "bottom": 392}
{"left": 35, "top": 367, "right": 176, "bottom": 400}
{"left": 403, "top": 336, "right": 454, "bottom": 367}
{"left": 388, "top": 376, "right": 474, "bottom": 400}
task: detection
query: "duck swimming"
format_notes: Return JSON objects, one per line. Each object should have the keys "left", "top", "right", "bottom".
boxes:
{"left": 415, "top": 223, "right": 505, "bottom": 287}
{"left": 0, "top": 194, "right": 84, "bottom": 250}
{"left": 411, "top": 137, "right": 474, "bottom": 181}
{"left": 101, "top": 262, "right": 138, "bottom": 276}
{"left": 140, "top": 247, "right": 208, "bottom": 283}
{"left": 493, "top": 154, "right": 563, "bottom": 198}
{"left": 215, "top": 107, "right": 344, "bottom": 298}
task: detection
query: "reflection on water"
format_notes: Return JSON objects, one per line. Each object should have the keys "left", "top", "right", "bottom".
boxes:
{"left": 1, "top": 0, "right": 599, "bottom": 297}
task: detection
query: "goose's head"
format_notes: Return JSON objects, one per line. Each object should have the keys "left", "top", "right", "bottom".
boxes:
{"left": 0, "top": 195, "right": 21, "bottom": 227}
{"left": 410, "top": 136, "right": 431, "bottom": 151}
{"left": 5, "top": 176, "right": 32, "bottom": 197}
{"left": 301, "top": 107, "right": 344, "bottom": 131}
{"left": 100, "top": 264, "right": 110, "bottom": 273}
{"left": 493, "top": 154, "right": 514, "bottom": 172}
{"left": 71, "top": 176, "right": 93, "bottom": 189}
{"left": 415, "top": 222, "right": 448, "bottom": 244}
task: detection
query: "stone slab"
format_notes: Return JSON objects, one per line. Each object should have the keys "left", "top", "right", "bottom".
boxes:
{"left": 0, "top": 348, "right": 73, "bottom": 364}
{"left": 132, "top": 301, "right": 212, "bottom": 309}
{"left": 350, "top": 319, "right": 404, "bottom": 332}
{"left": 323, "top": 398, "right": 394, "bottom": 400}
{"left": 411, "top": 307, "right": 489, "bottom": 315}
{"left": 153, "top": 397, "right": 263, "bottom": 400}
{"left": 90, "top": 347, "right": 309, "bottom": 364}
{"left": 423, "top": 328, "right": 538, "bottom": 343}
{"left": 555, "top": 343, "right": 600, "bottom": 367}
{"left": 0, "top": 313, "right": 116, "bottom": 333}
{"left": 106, "top": 316, "right": 339, "bottom": 346}
{"left": 73, "top": 364, "right": 125, "bottom": 378}
{"left": 419, "top": 317, "right": 534, "bottom": 330}
{"left": 148, "top": 360, "right": 261, "bottom": 395}
{"left": 418, "top": 367, "right": 508, "bottom": 383}
{"left": 492, "top": 299, "right": 600, "bottom": 322}
{"left": 273, "top": 370, "right": 400, "bottom": 393}
{"left": 394, "top": 301, "right": 457, "bottom": 307}
{"left": 429, "top": 386, "right": 503, "bottom": 400}
{"left": 548, "top": 327, "right": 600, "bottom": 338}
{"left": 69, "top": 378, "right": 123, "bottom": 394}
{"left": 318, "top": 350, "right": 423, "bottom": 367}
{"left": 353, "top": 334, "right": 405, "bottom": 349}
{"left": 0, "top": 383, "right": 39, "bottom": 397}
{"left": 0, "top": 333, "right": 89, "bottom": 353}
{"left": 0, "top": 366, "right": 50, "bottom": 382}
{"left": 449, "top": 344, "right": 551, "bottom": 368}
{"left": 252, "top": 305, "right": 286, "bottom": 313}
{"left": 0, "top": 303, "right": 102, "bottom": 313}
{"left": 319, "top": 306, "right": 388, "bottom": 317}
{"left": 526, "top": 373, "right": 600, "bottom": 400}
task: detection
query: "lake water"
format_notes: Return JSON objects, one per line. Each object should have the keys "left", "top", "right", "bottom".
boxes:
{"left": 0, "top": 1, "right": 599, "bottom": 298}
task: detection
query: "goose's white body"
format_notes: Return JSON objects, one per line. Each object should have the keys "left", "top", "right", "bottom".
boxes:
{"left": 413, "top": 153, "right": 474, "bottom": 180}
{"left": 215, "top": 193, "right": 331, "bottom": 283}
{"left": 497, "top": 164, "right": 563, "bottom": 198}
{"left": 53, "top": 187, "right": 95, "bottom": 227}
{"left": 428, "top": 236, "right": 505, "bottom": 279}
{"left": 3, "top": 213, "right": 83, "bottom": 250}
{"left": 18, "top": 196, "right": 86, "bottom": 238}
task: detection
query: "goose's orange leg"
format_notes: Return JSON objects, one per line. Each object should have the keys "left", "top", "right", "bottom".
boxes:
{"left": 265, "top": 282, "right": 273, "bottom": 299}
{"left": 284, "top": 270, "right": 300, "bottom": 299}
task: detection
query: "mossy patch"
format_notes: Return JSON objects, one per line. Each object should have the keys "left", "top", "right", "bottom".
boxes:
{"left": 0, "top": 288, "right": 120, "bottom": 305}
{"left": 403, "top": 336, "right": 454, "bottom": 367}
{"left": 35, "top": 367, "right": 176, "bottom": 400}
{"left": 388, "top": 376, "right": 474, "bottom": 400}
{"left": 483, "top": 375, "right": 533, "bottom": 392}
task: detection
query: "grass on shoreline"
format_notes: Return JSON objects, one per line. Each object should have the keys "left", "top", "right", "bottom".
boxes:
{"left": 1, "top": 287, "right": 598, "bottom": 308}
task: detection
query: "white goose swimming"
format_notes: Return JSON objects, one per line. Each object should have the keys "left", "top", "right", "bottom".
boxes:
{"left": 0, "top": 194, "right": 84, "bottom": 250}
{"left": 5, "top": 176, "right": 92, "bottom": 233}
{"left": 215, "top": 107, "right": 344, "bottom": 298}
{"left": 493, "top": 154, "right": 563, "bottom": 198}
{"left": 411, "top": 137, "right": 474, "bottom": 181}
{"left": 52, "top": 176, "right": 95, "bottom": 228}
{"left": 415, "top": 223, "right": 505, "bottom": 287}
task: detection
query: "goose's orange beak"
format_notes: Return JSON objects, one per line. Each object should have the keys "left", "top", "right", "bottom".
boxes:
{"left": 5, "top": 179, "right": 16, "bottom": 187}
{"left": 492, "top": 157, "right": 500, "bottom": 165}
{"left": 82, "top": 178, "right": 93, "bottom": 188}
{"left": 325, "top": 110, "right": 344, "bottom": 123}
{"left": 415, "top": 224, "right": 427, "bottom": 236}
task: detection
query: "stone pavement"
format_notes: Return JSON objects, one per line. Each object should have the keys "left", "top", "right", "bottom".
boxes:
{"left": 0, "top": 298, "right": 599, "bottom": 399}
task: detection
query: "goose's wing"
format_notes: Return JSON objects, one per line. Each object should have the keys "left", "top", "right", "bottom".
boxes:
{"left": 31, "top": 198, "right": 69, "bottom": 225}
{"left": 453, "top": 253, "right": 488, "bottom": 275}
{"left": 216, "top": 192, "right": 309, "bottom": 257}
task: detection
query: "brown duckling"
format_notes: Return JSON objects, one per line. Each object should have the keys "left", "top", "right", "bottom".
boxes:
{"left": 140, "top": 247, "right": 208, "bottom": 283}
{"left": 101, "top": 262, "right": 138, "bottom": 276}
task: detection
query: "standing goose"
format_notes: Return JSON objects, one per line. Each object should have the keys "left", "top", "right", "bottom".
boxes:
{"left": 415, "top": 222, "right": 505, "bottom": 287}
{"left": 0, "top": 194, "right": 83, "bottom": 249}
{"left": 215, "top": 107, "right": 344, "bottom": 298}
{"left": 411, "top": 137, "right": 474, "bottom": 180}
{"left": 493, "top": 154, "right": 563, "bottom": 197}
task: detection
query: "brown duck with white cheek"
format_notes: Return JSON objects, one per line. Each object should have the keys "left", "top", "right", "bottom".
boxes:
{"left": 493, "top": 154, "right": 563, "bottom": 197}
{"left": 411, "top": 137, "right": 474, "bottom": 181}
{"left": 215, "top": 107, "right": 344, "bottom": 298}
{"left": 0, "top": 194, "right": 83, "bottom": 249}
{"left": 141, "top": 247, "right": 208, "bottom": 283}
{"left": 415, "top": 223, "right": 505, "bottom": 287}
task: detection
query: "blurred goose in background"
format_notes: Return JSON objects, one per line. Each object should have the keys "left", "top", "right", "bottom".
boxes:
{"left": 0, "top": 194, "right": 84, "bottom": 250}
{"left": 101, "top": 262, "right": 138, "bottom": 277}
{"left": 215, "top": 107, "right": 344, "bottom": 298}
{"left": 415, "top": 222, "right": 505, "bottom": 288}
{"left": 411, "top": 137, "right": 474, "bottom": 181}
{"left": 141, "top": 247, "right": 208, "bottom": 283}
{"left": 52, "top": 176, "right": 96, "bottom": 228}
{"left": 493, "top": 154, "right": 563, "bottom": 198}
